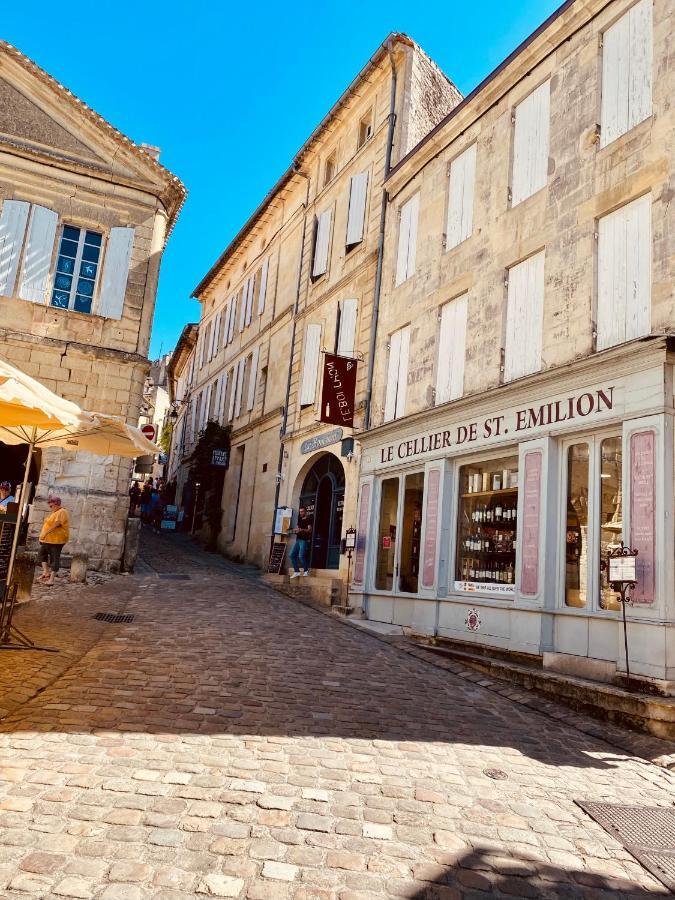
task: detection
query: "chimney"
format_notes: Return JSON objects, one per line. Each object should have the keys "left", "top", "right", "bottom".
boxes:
{"left": 139, "top": 143, "right": 161, "bottom": 161}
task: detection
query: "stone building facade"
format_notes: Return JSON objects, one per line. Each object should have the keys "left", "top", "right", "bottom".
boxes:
{"left": 353, "top": 0, "right": 675, "bottom": 687}
{"left": 0, "top": 42, "right": 185, "bottom": 569}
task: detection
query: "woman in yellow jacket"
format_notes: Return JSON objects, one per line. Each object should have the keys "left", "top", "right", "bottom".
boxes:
{"left": 38, "top": 496, "right": 69, "bottom": 586}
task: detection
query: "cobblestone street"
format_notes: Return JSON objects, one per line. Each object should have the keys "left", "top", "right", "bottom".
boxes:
{"left": 0, "top": 530, "right": 673, "bottom": 899}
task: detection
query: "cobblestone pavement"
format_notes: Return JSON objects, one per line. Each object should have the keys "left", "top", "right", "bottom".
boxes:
{"left": 0, "top": 529, "right": 674, "bottom": 899}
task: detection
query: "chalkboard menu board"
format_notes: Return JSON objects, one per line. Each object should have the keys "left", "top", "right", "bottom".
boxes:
{"left": 267, "top": 541, "right": 287, "bottom": 574}
{"left": 0, "top": 520, "right": 17, "bottom": 581}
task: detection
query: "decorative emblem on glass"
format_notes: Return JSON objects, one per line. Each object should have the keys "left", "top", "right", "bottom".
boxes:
{"left": 50, "top": 227, "right": 102, "bottom": 314}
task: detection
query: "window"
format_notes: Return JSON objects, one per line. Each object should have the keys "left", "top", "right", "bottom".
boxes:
{"left": 324, "top": 153, "right": 336, "bottom": 188}
{"left": 384, "top": 325, "right": 410, "bottom": 423}
{"left": 374, "top": 471, "right": 425, "bottom": 593}
{"left": 395, "top": 194, "right": 419, "bottom": 286}
{"left": 446, "top": 144, "right": 476, "bottom": 250}
{"left": 504, "top": 251, "right": 545, "bottom": 382}
{"left": 357, "top": 112, "right": 373, "bottom": 149}
{"left": 376, "top": 478, "right": 398, "bottom": 591}
{"left": 601, "top": 0, "right": 652, "bottom": 148}
{"left": 597, "top": 194, "right": 651, "bottom": 350}
{"left": 50, "top": 226, "right": 102, "bottom": 314}
{"left": 455, "top": 455, "right": 519, "bottom": 593}
{"left": 312, "top": 209, "right": 332, "bottom": 279}
{"left": 565, "top": 444, "right": 590, "bottom": 608}
{"left": 436, "top": 294, "right": 467, "bottom": 404}
{"left": 346, "top": 172, "right": 368, "bottom": 248}
{"left": 300, "top": 323, "right": 322, "bottom": 406}
{"left": 399, "top": 472, "right": 425, "bottom": 594}
{"left": 257, "top": 258, "right": 269, "bottom": 315}
{"left": 511, "top": 80, "right": 550, "bottom": 206}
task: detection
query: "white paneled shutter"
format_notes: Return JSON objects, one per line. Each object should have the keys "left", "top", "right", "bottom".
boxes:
{"left": 234, "top": 357, "right": 246, "bottom": 418}
{"left": 504, "top": 251, "right": 545, "bottom": 382}
{"left": 384, "top": 326, "right": 410, "bottom": 422}
{"left": 395, "top": 194, "right": 419, "bottom": 286}
{"left": 597, "top": 194, "right": 651, "bottom": 351}
{"left": 336, "top": 298, "right": 358, "bottom": 357}
{"left": 246, "top": 274, "right": 255, "bottom": 326}
{"left": 0, "top": 200, "right": 29, "bottom": 297}
{"left": 300, "top": 323, "right": 322, "bottom": 406}
{"left": 395, "top": 326, "right": 410, "bottom": 420}
{"left": 218, "top": 371, "right": 228, "bottom": 421}
{"left": 239, "top": 285, "right": 247, "bottom": 332}
{"left": 436, "top": 294, "right": 468, "bottom": 404}
{"left": 18, "top": 205, "right": 58, "bottom": 304}
{"left": 190, "top": 398, "right": 197, "bottom": 441}
{"left": 601, "top": 0, "right": 652, "bottom": 148}
{"left": 511, "top": 81, "right": 550, "bottom": 207}
{"left": 227, "top": 297, "right": 236, "bottom": 343}
{"left": 312, "top": 209, "right": 332, "bottom": 278}
{"left": 346, "top": 171, "right": 368, "bottom": 246}
{"left": 98, "top": 226, "right": 134, "bottom": 319}
{"left": 246, "top": 347, "right": 259, "bottom": 411}
{"left": 446, "top": 145, "right": 477, "bottom": 250}
{"left": 213, "top": 311, "right": 221, "bottom": 357}
{"left": 258, "top": 258, "right": 269, "bottom": 315}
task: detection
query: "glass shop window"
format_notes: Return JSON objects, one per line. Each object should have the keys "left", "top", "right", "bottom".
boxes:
{"left": 399, "top": 472, "right": 425, "bottom": 594}
{"left": 375, "top": 477, "right": 399, "bottom": 591}
{"left": 565, "top": 444, "right": 590, "bottom": 608}
{"left": 51, "top": 226, "right": 102, "bottom": 314}
{"left": 599, "top": 437, "right": 622, "bottom": 612}
{"left": 455, "top": 455, "right": 519, "bottom": 594}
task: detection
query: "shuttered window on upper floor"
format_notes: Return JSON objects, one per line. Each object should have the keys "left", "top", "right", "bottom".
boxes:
{"left": 346, "top": 171, "right": 369, "bottom": 248}
{"left": 395, "top": 194, "right": 419, "bottom": 287}
{"left": 246, "top": 347, "right": 259, "bottom": 412}
{"left": 384, "top": 325, "right": 410, "bottom": 423}
{"left": 436, "top": 294, "right": 468, "bottom": 404}
{"left": 601, "top": 0, "right": 652, "bottom": 148}
{"left": 597, "top": 193, "right": 651, "bottom": 351}
{"left": 504, "top": 251, "right": 545, "bottom": 382}
{"left": 257, "top": 258, "right": 269, "bottom": 315}
{"left": 300, "top": 323, "right": 322, "bottom": 407}
{"left": 312, "top": 209, "right": 332, "bottom": 278}
{"left": 446, "top": 145, "right": 476, "bottom": 250}
{"left": 511, "top": 81, "right": 550, "bottom": 207}
{"left": 336, "top": 298, "right": 358, "bottom": 357}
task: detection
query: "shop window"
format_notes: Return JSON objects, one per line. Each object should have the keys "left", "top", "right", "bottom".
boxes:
{"left": 399, "top": 473, "right": 425, "bottom": 594}
{"left": 375, "top": 477, "right": 399, "bottom": 590}
{"left": 565, "top": 444, "right": 590, "bottom": 608}
{"left": 51, "top": 226, "right": 102, "bottom": 314}
{"left": 455, "top": 455, "right": 518, "bottom": 593}
{"left": 599, "top": 437, "right": 622, "bottom": 611}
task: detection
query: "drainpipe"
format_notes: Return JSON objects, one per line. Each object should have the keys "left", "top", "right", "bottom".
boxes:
{"left": 364, "top": 38, "right": 398, "bottom": 431}
{"left": 270, "top": 165, "right": 311, "bottom": 542}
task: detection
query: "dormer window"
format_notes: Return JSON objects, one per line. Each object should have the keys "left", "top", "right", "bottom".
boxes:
{"left": 324, "top": 153, "right": 336, "bottom": 188}
{"left": 357, "top": 111, "right": 373, "bottom": 149}
{"left": 51, "top": 226, "right": 102, "bottom": 314}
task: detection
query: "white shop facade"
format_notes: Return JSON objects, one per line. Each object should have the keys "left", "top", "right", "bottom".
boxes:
{"left": 351, "top": 339, "right": 675, "bottom": 689}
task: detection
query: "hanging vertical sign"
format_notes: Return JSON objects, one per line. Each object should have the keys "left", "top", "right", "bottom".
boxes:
{"left": 422, "top": 469, "right": 441, "bottom": 588}
{"left": 320, "top": 354, "right": 357, "bottom": 428}
{"left": 630, "top": 431, "right": 656, "bottom": 604}
{"left": 520, "top": 451, "right": 542, "bottom": 595}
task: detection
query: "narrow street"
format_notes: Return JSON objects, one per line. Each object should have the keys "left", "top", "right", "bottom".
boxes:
{"left": 0, "top": 531, "right": 673, "bottom": 899}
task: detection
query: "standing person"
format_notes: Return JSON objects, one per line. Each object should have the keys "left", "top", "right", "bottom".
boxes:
{"left": 140, "top": 479, "right": 153, "bottom": 524}
{"left": 37, "top": 496, "right": 69, "bottom": 586}
{"left": 0, "top": 481, "right": 15, "bottom": 509}
{"left": 150, "top": 487, "right": 163, "bottom": 533}
{"left": 289, "top": 506, "right": 312, "bottom": 579}
{"left": 128, "top": 482, "right": 141, "bottom": 517}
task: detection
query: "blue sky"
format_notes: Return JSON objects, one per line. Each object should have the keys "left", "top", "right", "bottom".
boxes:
{"left": 4, "top": 0, "right": 561, "bottom": 357}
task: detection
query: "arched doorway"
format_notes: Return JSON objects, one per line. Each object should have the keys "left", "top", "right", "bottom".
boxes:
{"left": 299, "top": 454, "right": 345, "bottom": 570}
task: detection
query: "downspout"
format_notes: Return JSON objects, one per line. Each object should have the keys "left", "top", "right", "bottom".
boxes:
{"left": 270, "top": 165, "right": 311, "bottom": 544}
{"left": 364, "top": 38, "right": 397, "bottom": 431}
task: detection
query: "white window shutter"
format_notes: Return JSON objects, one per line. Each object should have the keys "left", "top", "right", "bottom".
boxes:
{"left": 346, "top": 171, "right": 369, "bottom": 246}
{"left": 300, "top": 323, "right": 322, "bottom": 406}
{"left": 18, "top": 205, "right": 58, "bottom": 304}
{"left": 447, "top": 145, "right": 476, "bottom": 249}
{"left": 213, "top": 376, "right": 222, "bottom": 421}
{"left": 384, "top": 328, "right": 403, "bottom": 422}
{"left": 436, "top": 294, "right": 468, "bottom": 404}
{"left": 396, "top": 326, "right": 410, "bottom": 420}
{"left": 207, "top": 320, "right": 215, "bottom": 361}
{"left": 0, "top": 199, "right": 30, "bottom": 297}
{"left": 227, "top": 296, "right": 236, "bottom": 343}
{"left": 246, "top": 273, "right": 255, "bottom": 326}
{"left": 312, "top": 209, "right": 332, "bottom": 277}
{"left": 504, "top": 251, "right": 545, "bottom": 381}
{"left": 628, "top": 0, "right": 652, "bottom": 131}
{"left": 239, "top": 286, "right": 247, "bottom": 332}
{"left": 98, "top": 226, "right": 134, "bottom": 318}
{"left": 511, "top": 81, "right": 550, "bottom": 206}
{"left": 336, "top": 298, "right": 358, "bottom": 356}
{"left": 228, "top": 365, "right": 238, "bottom": 421}
{"left": 235, "top": 357, "right": 246, "bottom": 418}
{"left": 258, "top": 258, "right": 269, "bottom": 315}
{"left": 212, "top": 311, "right": 221, "bottom": 357}
{"left": 247, "top": 347, "right": 259, "bottom": 411}
{"left": 219, "top": 371, "right": 228, "bottom": 421}
{"left": 395, "top": 201, "right": 411, "bottom": 286}
{"left": 190, "top": 398, "right": 197, "bottom": 440}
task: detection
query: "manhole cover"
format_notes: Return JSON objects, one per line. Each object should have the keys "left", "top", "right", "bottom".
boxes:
{"left": 483, "top": 769, "right": 508, "bottom": 780}
{"left": 577, "top": 801, "right": 675, "bottom": 891}
{"left": 93, "top": 613, "right": 135, "bottom": 624}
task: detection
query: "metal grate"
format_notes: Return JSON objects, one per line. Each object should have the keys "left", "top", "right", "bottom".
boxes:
{"left": 576, "top": 801, "right": 675, "bottom": 891}
{"left": 93, "top": 612, "right": 135, "bottom": 624}
{"left": 158, "top": 574, "right": 190, "bottom": 580}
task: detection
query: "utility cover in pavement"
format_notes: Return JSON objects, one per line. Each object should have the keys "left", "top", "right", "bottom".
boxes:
{"left": 576, "top": 801, "right": 675, "bottom": 891}
{"left": 93, "top": 613, "right": 135, "bottom": 624}
{"left": 158, "top": 574, "right": 191, "bottom": 580}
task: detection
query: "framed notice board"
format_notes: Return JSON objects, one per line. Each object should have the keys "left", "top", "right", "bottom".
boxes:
{"left": 267, "top": 541, "right": 287, "bottom": 574}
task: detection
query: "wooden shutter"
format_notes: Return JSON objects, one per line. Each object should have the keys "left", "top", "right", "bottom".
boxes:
{"left": 436, "top": 294, "right": 468, "bottom": 404}
{"left": 0, "top": 199, "right": 29, "bottom": 297}
{"left": 597, "top": 194, "right": 651, "bottom": 350}
{"left": 504, "top": 251, "right": 545, "bottom": 381}
{"left": 395, "top": 194, "right": 419, "bottom": 286}
{"left": 18, "top": 205, "right": 58, "bottom": 304}
{"left": 190, "top": 398, "right": 197, "bottom": 440}
{"left": 258, "top": 258, "right": 269, "bottom": 315}
{"left": 384, "top": 328, "right": 402, "bottom": 422}
{"left": 395, "top": 326, "right": 410, "bottom": 420}
{"left": 511, "top": 81, "right": 550, "bottom": 206}
{"left": 247, "top": 347, "right": 259, "bottom": 411}
{"left": 228, "top": 364, "right": 238, "bottom": 420}
{"left": 336, "top": 298, "right": 358, "bottom": 356}
{"left": 213, "top": 311, "right": 221, "bottom": 357}
{"left": 312, "top": 209, "right": 332, "bottom": 277}
{"left": 239, "top": 285, "right": 247, "bottom": 332}
{"left": 235, "top": 357, "right": 246, "bottom": 418}
{"left": 346, "top": 171, "right": 369, "bottom": 246}
{"left": 218, "top": 371, "right": 228, "bottom": 421}
{"left": 98, "top": 226, "right": 134, "bottom": 318}
{"left": 300, "top": 323, "right": 322, "bottom": 406}
{"left": 628, "top": 0, "right": 652, "bottom": 131}
{"left": 246, "top": 273, "right": 255, "bottom": 326}
{"left": 446, "top": 144, "right": 477, "bottom": 250}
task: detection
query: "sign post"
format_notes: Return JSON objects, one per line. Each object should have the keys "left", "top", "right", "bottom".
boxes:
{"left": 608, "top": 541, "right": 638, "bottom": 688}
{"left": 344, "top": 526, "right": 356, "bottom": 589}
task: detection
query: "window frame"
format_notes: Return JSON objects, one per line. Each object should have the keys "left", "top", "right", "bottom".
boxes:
{"left": 357, "top": 110, "right": 373, "bottom": 150}
{"left": 371, "top": 465, "right": 427, "bottom": 595}
{"left": 50, "top": 222, "right": 104, "bottom": 315}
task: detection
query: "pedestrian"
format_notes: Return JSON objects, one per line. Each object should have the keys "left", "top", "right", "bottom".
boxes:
{"left": 129, "top": 481, "right": 141, "bottom": 517}
{"left": 150, "top": 487, "right": 163, "bottom": 533}
{"left": 140, "top": 480, "right": 153, "bottom": 524}
{"left": 37, "top": 496, "right": 69, "bottom": 586}
{"left": 289, "top": 506, "right": 312, "bottom": 578}
{"left": 0, "top": 481, "right": 15, "bottom": 509}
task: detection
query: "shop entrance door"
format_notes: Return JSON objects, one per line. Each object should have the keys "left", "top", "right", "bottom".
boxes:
{"left": 299, "top": 454, "right": 345, "bottom": 570}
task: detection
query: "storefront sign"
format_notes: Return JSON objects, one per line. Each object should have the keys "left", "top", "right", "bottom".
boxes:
{"left": 422, "top": 469, "right": 440, "bottom": 588}
{"left": 454, "top": 580, "right": 515, "bottom": 595}
{"left": 520, "top": 451, "right": 542, "bottom": 595}
{"left": 274, "top": 506, "right": 293, "bottom": 535}
{"left": 267, "top": 541, "right": 287, "bottom": 574}
{"left": 320, "top": 354, "right": 357, "bottom": 428}
{"left": 353, "top": 483, "right": 370, "bottom": 584}
{"left": 630, "top": 431, "right": 656, "bottom": 604}
{"left": 212, "top": 448, "right": 230, "bottom": 468}
{"left": 301, "top": 428, "right": 343, "bottom": 455}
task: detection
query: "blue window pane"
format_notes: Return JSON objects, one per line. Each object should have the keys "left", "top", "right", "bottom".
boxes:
{"left": 85, "top": 231, "right": 102, "bottom": 247}
{"left": 51, "top": 291, "right": 69, "bottom": 309}
{"left": 81, "top": 244, "right": 100, "bottom": 263}
{"left": 57, "top": 256, "right": 75, "bottom": 275}
{"left": 63, "top": 225, "right": 80, "bottom": 241}
{"left": 79, "top": 260, "right": 98, "bottom": 279}
{"left": 59, "top": 239, "right": 79, "bottom": 258}
{"left": 54, "top": 273, "right": 72, "bottom": 291}
{"left": 74, "top": 295, "right": 92, "bottom": 314}
{"left": 76, "top": 278, "right": 94, "bottom": 297}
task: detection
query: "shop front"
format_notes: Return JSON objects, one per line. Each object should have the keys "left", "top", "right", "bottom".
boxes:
{"left": 352, "top": 341, "right": 675, "bottom": 689}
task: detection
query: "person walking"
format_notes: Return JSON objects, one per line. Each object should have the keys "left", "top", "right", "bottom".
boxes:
{"left": 140, "top": 479, "right": 153, "bottom": 524}
{"left": 37, "top": 496, "right": 69, "bottom": 586}
{"left": 0, "top": 481, "right": 15, "bottom": 509}
{"left": 289, "top": 506, "right": 312, "bottom": 579}
{"left": 128, "top": 482, "right": 141, "bottom": 517}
